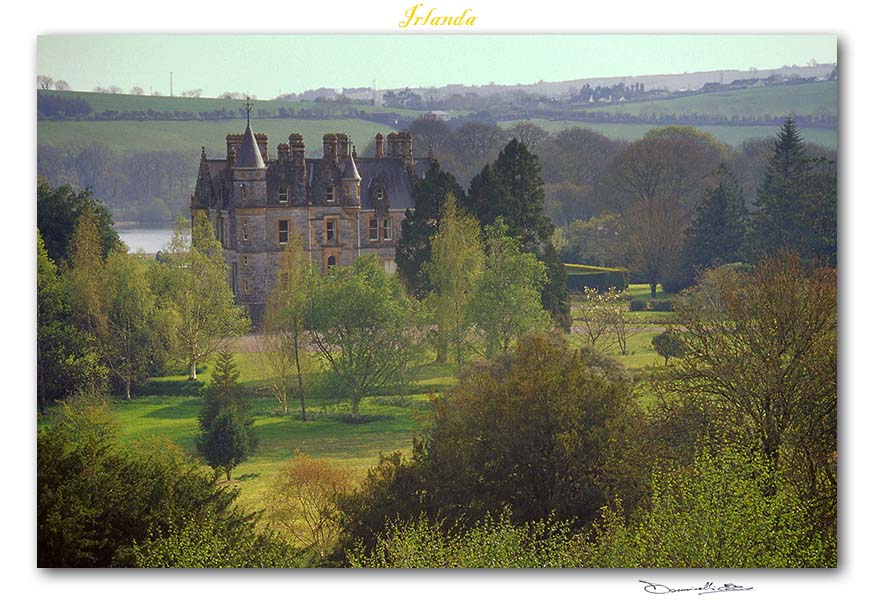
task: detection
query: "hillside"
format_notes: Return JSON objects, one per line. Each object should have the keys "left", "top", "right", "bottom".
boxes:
{"left": 586, "top": 80, "right": 837, "bottom": 119}
{"left": 38, "top": 118, "right": 398, "bottom": 157}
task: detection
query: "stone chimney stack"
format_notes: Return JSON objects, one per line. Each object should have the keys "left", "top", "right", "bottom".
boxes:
{"left": 289, "top": 133, "right": 305, "bottom": 166}
{"left": 336, "top": 133, "right": 350, "bottom": 159}
{"left": 277, "top": 143, "right": 290, "bottom": 162}
{"left": 255, "top": 133, "right": 269, "bottom": 162}
{"left": 323, "top": 133, "right": 338, "bottom": 163}
{"left": 387, "top": 131, "right": 414, "bottom": 170}
{"left": 375, "top": 132, "right": 384, "bottom": 159}
{"left": 226, "top": 133, "right": 242, "bottom": 167}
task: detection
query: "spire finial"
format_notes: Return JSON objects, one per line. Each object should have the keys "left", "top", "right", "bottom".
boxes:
{"left": 243, "top": 96, "right": 253, "bottom": 127}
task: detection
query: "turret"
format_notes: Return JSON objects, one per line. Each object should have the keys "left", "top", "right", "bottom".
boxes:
{"left": 341, "top": 151, "right": 361, "bottom": 206}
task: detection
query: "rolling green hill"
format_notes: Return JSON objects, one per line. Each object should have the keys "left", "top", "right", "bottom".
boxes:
{"left": 583, "top": 81, "right": 837, "bottom": 119}
{"left": 38, "top": 118, "right": 399, "bottom": 157}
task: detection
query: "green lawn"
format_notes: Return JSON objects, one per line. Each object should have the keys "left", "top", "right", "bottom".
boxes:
{"left": 114, "top": 351, "right": 457, "bottom": 512}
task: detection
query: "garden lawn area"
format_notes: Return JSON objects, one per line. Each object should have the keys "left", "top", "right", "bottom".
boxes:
{"left": 114, "top": 348, "right": 457, "bottom": 513}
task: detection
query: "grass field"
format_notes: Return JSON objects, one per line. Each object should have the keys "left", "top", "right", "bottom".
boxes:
{"left": 114, "top": 347, "right": 456, "bottom": 512}
{"left": 590, "top": 80, "right": 837, "bottom": 119}
{"left": 498, "top": 118, "right": 837, "bottom": 150}
{"left": 38, "top": 118, "right": 398, "bottom": 157}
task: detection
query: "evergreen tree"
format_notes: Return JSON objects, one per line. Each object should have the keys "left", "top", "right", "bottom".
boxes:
{"left": 748, "top": 117, "right": 837, "bottom": 264}
{"left": 685, "top": 164, "right": 747, "bottom": 273}
{"left": 463, "top": 139, "right": 570, "bottom": 327}
{"left": 197, "top": 408, "right": 253, "bottom": 481}
{"left": 396, "top": 161, "right": 465, "bottom": 299}
{"left": 200, "top": 351, "right": 246, "bottom": 431}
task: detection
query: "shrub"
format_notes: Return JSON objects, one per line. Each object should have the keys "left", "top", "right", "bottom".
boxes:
{"left": 650, "top": 299, "right": 673, "bottom": 312}
{"left": 651, "top": 329, "right": 686, "bottom": 365}
{"left": 629, "top": 298, "right": 648, "bottom": 311}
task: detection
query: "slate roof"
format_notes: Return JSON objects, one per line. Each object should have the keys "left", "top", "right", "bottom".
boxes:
{"left": 235, "top": 124, "right": 265, "bottom": 169}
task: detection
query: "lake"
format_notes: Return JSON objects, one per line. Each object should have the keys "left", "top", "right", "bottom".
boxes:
{"left": 117, "top": 225, "right": 175, "bottom": 254}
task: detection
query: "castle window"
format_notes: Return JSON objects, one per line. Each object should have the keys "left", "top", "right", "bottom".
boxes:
{"left": 382, "top": 216, "right": 393, "bottom": 241}
{"left": 327, "top": 255, "right": 337, "bottom": 269}
{"left": 242, "top": 280, "right": 249, "bottom": 293}
{"left": 326, "top": 185, "right": 334, "bottom": 203}
{"left": 325, "top": 218, "right": 338, "bottom": 242}
{"left": 241, "top": 220, "right": 249, "bottom": 242}
{"left": 369, "top": 216, "right": 379, "bottom": 241}
{"left": 242, "top": 254, "right": 248, "bottom": 266}
{"left": 278, "top": 220, "right": 289, "bottom": 245}
{"left": 279, "top": 188, "right": 289, "bottom": 203}
{"left": 240, "top": 184, "right": 247, "bottom": 201}
{"left": 376, "top": 189, "right": 384, "bottom": 201}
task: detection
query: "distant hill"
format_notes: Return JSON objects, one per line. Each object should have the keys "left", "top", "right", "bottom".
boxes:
{"left": 584, "top": 80, "right": 836, "bottom": 120}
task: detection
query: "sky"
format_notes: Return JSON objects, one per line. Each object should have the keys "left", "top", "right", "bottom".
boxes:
{"left": 37, "top": 34, "right": 836, "bottom": 98}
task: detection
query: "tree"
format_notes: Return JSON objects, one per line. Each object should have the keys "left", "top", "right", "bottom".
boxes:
{"left": 466, "top": 221, "right": 551, "bottom": 357}
{"left": 307, "top": 255, "right": 424, "bottom": 419}
{"left": 37, "top": 74, "right": 54, "bottom": 90}
{"left": 197, "top": 408, "right": 253, "bottom": 480}
{"left": 504, "top": 121, "right": 549, "bottom": 151}
{"left": 38, "top": 400, "right": 287, "bottom": 567}
{"left": 266, "top": 453, "right": 353, "bottom": 558}
{"left": 464, "top": 139, "right": 570, "bottom": 326}
{"left": 101, "top": 251, "right": 164, "bottom": 400}
{"left": 685, "top": 164, "right": 747, "bottom": 273}
{"left": 258, "top": 233, "right": 314, "bottom": 418}
{"left": 37, "top": 179, "right": 121, "bottom": 264}
{"left": 748, "top": 117, "right": 837, "bottom": 264}
{"left": 664, "top": 254, "right": 836, "bottom": 536}
{"left": 409, "top": 116, "right": 452, "bottom": 154}
{"left": 54, "top": 80, "right": 71, "bottom": 91}
{"left": 651, "top": 329, "right": 686, "bottom": 366}
{"left": 199, "top": 351, "right": 252, "bottom": 433}
{"left": 65, "top": 207, "right": 108, "bottom": 338}
{"left": 606, "top": 127, "right": 728, "bottom": 295}
{"left": 581, "top": 449, "right": 835, "bottom": 568}
{"left": 396, "top": 161, "right": 466, "bottom": 298}
{"left": 424, "top": 195, "right": 484, "bottom": 366}
{"left": 152, "top": 215, "right": 249, "bottom": 380}
{"left": 37, "top": 231, "right": 105, "bottom": 411}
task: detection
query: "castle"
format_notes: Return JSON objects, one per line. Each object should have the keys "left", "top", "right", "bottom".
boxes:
{"left": 190, "top": 107, "right": 431, "bottom": 323}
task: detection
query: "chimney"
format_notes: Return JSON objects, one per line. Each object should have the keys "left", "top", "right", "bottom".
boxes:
{"left": 323, "top": 133, "right": 338, "bottom": 163}
{"left": 289, "top": 133, "right": 305, "bottom": 166}
{"left": 375, "top": 133, "right": 384, "bottom": 159}
{"left": 336, "top": 133, "right": 350, "bottom": 159}
{"left": 277, "top": 143, "right": 290, "bottom": 162}
{"left": 226, "top": 133, "right": 242, "bottom": 161}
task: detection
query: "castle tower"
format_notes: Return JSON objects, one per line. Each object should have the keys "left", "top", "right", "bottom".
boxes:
{"left": 341, "top": 151, "right": 361, "bottom": 206}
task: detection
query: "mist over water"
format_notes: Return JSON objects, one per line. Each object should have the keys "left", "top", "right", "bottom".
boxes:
{"left": 117, "top": 226, "right": 174, "bottom": 254}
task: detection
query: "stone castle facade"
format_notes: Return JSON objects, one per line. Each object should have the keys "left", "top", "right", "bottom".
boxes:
{"left": 190, "top": 117, "right": 431, "bottom": 323}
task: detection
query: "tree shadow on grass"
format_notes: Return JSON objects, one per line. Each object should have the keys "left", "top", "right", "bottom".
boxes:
{"left": 138, "top": 378, "right": 205, "bottom": 397}
{"left": 141, "top": 397, "right": 202, "bottom": 420}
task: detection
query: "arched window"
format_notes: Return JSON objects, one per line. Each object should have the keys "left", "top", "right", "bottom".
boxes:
{"left": 327, "top": 255, "right": 337, "bottom": 269}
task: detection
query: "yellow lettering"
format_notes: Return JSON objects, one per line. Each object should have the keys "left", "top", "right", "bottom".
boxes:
{"left": 398, "top": 3, "right": 422, "bottom": 27}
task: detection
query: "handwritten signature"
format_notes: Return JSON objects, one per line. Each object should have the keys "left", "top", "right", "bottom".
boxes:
{"left": 640, "top": 580, "right": 754, "bottom": 595}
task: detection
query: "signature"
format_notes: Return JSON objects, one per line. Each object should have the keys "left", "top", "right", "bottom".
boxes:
{"left": 640, "top": 580, "right": 754, "bottom": 595}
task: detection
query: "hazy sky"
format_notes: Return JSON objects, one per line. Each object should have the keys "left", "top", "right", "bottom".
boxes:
{"left": 37, "top": 35, "right": 836, "bottom": 97}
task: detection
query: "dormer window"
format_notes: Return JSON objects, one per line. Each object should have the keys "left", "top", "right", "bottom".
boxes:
{"left": 279, "top": 188, "right": 289, "bottom": 203}
{"left": 376, "top": 189, "right": 384, "bottom": 202}
{"left": 326, "top": 185, "right": 334, "bottom": 203}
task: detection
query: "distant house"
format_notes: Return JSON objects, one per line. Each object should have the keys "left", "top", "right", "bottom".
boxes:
{"left": 423, "top": 110, "right": 451, "bottom": 121}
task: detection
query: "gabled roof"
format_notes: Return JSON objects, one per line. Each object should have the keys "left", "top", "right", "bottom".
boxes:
{"left": 235, "top": 124, "right": 265, "bottom": 169}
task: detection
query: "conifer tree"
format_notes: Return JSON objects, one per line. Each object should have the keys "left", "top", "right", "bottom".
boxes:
{"left": 748, "top": 117, "right": 837, "bottom": 264}
{"left": 685, "top": 164, "right": 747, "bottom": 273}
{"left": 396, "top": 161, "right": 465, "bottom": 298}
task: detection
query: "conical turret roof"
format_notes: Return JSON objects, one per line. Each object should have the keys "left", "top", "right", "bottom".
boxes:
{"left": 235, "top": 123, "right": 265, "bottom": 169}
{"left": 341, "top": 152, "right": 361, "bottom": 180}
